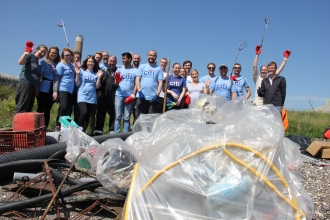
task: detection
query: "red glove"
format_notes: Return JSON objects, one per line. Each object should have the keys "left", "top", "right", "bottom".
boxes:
{"left": 230, "top": 75, "right": 237, "bottom": 81}
{"left": 256, "top": 45, "right": 262, "bottom": 55}
{"left": 284, "top": 50, "right": 291, "bottom": 58}
{"left": 25, "top": 41, "right": 34, "bottom": 53}
{"left": 114, "top": 72, "right": 123, "bottom": 83}
{"left": 124, "top": 95, "right": 135, "bottom": 105}
{"left": 184, "top": 94, "right": 191, "bottom": 106}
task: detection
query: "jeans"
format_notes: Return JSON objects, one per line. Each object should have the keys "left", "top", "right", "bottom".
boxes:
{"left": 114, "top": 96, "right": 134, "bottom": 133}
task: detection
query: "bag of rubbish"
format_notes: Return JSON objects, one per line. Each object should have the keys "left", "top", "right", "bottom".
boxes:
{"left": 123, "top": 97, "right": 314, "bottom": 220}
{"left": 132, "top": 113, "right": 161, "bottom": 133}
{"left": 286, "top": 134, "right": 312, "bottom": 153}
{"left": 65, "top": 127, "right": 100, "bottom": 170}
{"left": 95, "top": 138, "right": 139, "bottom": 194}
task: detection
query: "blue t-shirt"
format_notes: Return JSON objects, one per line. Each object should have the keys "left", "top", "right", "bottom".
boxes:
{"left": 136, "top": 63, "right": 164, "bottom": 100}
{"left": 233, "top": 75, "right": 249, "bottom": 97}
{"left": 99, "top": 62, "right": 107, "bottom": 70}
{"left": 38, "top": 60, "right": 57, "bottom": 93}
{"left": 199, "top": 75, "right": 217, "bottom": 83}
{"left": 166, "top": 75, "right": 186, "bottom": 103}
{"left": 209, "top": 76, "right": 235, "bottom": 101}
{"left": 56, "top": 62, "right": 76, "bottom": 94}
{"left": 115, "top": 67, "right": 136, "bottom": 97}
{"left": 77, "top": 70, "right": 98, "bottom": 104}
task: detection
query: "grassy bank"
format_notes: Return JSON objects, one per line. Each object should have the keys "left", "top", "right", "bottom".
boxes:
{"left": 1, "top": 85, "right": 329, "bottom": 138}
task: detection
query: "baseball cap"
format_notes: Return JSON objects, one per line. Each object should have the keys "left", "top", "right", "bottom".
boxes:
{"left": 220, "top": 64, "right": 228, "bottom": 68}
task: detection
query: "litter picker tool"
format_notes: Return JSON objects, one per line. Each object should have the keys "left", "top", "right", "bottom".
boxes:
{"left": 57, "top": 20, "right": 70, "bottom": 47}
{"left": 230, "top": 43, "right": 243, "bottom": 81}
{"left": 260, "top": 18, "right": 270, "bottom": 48}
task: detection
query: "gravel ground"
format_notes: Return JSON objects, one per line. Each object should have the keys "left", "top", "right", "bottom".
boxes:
{"left": 0, "top": 162, "right": 329, "bottom": 219}
{"left": 300, "top": 162, "right": 330, "bottom": 220}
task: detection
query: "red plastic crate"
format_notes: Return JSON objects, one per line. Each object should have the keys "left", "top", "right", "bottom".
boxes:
{"left": 0, "top": 126, "right": 47, "bottom": 153}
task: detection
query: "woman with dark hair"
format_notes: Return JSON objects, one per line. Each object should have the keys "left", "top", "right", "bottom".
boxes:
{"left": 55, "top": 48, "right": 75, "bottom": 131}
{"left": 165, "top": 63, "right": 186, "bottom": 110}
{"left": 37, "top": 46, "right": 60, "bottom": 128}
{"left": 15, "top": 41, "right": 48, "bottom": 114}
{"left": 74, "top": 56, "right": 102, "bottom": 132}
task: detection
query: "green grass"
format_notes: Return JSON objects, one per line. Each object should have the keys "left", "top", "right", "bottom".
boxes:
{"left": 285, "top": 110, "right": 330, "bottom": 138}
{"left": 1, "top": 85, "right": 329, "bottom": 138}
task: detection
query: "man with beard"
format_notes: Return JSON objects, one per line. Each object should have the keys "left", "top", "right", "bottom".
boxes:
{"left": 135, "top": 50, "right": 164, "bottom": 117}
{"left": 132, "top": 54, "right": 141, "bottom": 69}
{"left": 94, "top": 55, "right": 118, "bottom": 135}
{"left": 209, "top": 64, "right": 236, "bottom": 101}
{"left": 232, "top": 63, "right": 251, "bottom": 99}
{"left": 101, "top": 50, "right": 109, "bottom": 69}
{"left": 132, "top": 53, "right": 141, "bottom": 123}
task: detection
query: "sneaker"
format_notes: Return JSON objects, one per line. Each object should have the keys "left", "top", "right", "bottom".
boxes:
{"left": 109, "top": 131, "right": 115, "bottom": 134}
{"left": 93, "top": 132, "right": 102, "bottom": 136}
{"left": 55, "top": 126, "right": 61, "bottom": 132}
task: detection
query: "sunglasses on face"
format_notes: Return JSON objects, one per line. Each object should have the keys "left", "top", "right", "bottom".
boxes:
{"left": 208, "top": 67, "right": 215, "bottom": 70}
{"left": 233, "top": 67, "right": 241, "bottom": 69}
{"left": 220, "top": 67, "right": 227, "bottom": 70}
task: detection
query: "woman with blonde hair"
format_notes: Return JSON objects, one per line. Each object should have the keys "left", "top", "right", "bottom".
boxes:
{"left": 186, "top": 69, "right": 210, "bottom": 103}
{"left": 15, "top": 41, "right": 48, "bottom": 114}
{"left": 37, "top": 46, "right": 60, "bottom": 128}
{"left": 55, "top": 48, "right": 75, "bottom": 131}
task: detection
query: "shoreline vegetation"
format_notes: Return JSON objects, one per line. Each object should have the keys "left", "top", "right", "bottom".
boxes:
{"left": 1, "top": 85, "right": 329, "bottom": 138}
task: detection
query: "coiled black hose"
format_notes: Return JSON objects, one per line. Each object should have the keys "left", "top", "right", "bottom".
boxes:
{"left": 0, "top": 132, "right": 133, "bottom": 179}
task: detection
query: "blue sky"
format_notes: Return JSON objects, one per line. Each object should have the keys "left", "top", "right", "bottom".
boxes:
{"left": 0, "top": 0, "right": 329, "bottom": 110}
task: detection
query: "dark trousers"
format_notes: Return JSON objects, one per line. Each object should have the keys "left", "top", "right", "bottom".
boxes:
{"left": 135, "top": 99, "right": 158, "bottom": 119}
{"left": 95, "top": 95, "right": 115, "bottom": 132}
{"left": 56, "top": 91, "right": 73, "bottom": 126}
{"left": 55, "top": 92, "right": 79, "bottom": 126}
{"left": 15, "top": 81, "right": 36, "bottom": 114}
{"left": 70, "top": 92, "right": 80, "bottom": 123}
{"left": 158, "top": 97, "right": 165, "bottom": 113}
{"left": 78, "top": 102, "right": 96, "bottom": 132}
{"left": 37, "top": 91, "right": 54, "bottom": 127}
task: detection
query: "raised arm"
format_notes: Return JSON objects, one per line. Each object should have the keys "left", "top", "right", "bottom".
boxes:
{"left": 96, "top": 70, "right": 103, "bottom": 89}
{"left": 74, "top": 62, "right": 81, "bottom": 87}
{"left": 253, "top": 45, "right": 262, "bottom": 83}
{"left": 18, "top": 41, "right": 34, "bottom": 65}
{"left": 275, "top": 50, "right": 291, "bottom": 75}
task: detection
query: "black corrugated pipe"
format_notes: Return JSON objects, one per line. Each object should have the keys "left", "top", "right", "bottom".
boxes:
{"left": 0, "top": 132, "right": 133, "bottom": 179}
{"left": 0, "top": 181, "right": 103, "bottom": 213}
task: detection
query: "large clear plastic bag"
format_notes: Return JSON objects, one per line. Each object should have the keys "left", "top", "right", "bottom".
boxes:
{"left": 95, "top": 138, "right": 139, "bottom": 194}
{"left": 65, "top": 127, "right": 100, "bottom": 170}
{"left": 125, "top": 97, "right": 313, "bottom": 220}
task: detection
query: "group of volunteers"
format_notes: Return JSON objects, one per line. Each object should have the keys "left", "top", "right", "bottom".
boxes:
{"left": 15, "top": 41, "right": 291, "bottom": 135}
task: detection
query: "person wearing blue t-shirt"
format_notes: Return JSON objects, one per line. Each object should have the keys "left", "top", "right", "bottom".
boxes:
{"left": 55, "top": 48, "right": 76, "bottom": 130}
{"left": 209, "top": 64, "right": 236, "bottom": 101}
{"left": 199, "top": 63, "right": 217, "bottom": 94}
{"left": 74, "top": 56, "right": 102, "bottom": 132}
{"left": 232, "top": 63, "right": 251, "bottom": 99}
{"left": 135, "top": 50, "right": 164, "bottom": 117}
{"left": 114, "top": 52, "right": 137, "bottom": 133}
{"left": 37, "top": 46, "right": 61, "bottom": 128}
{"left": 165, "top": 63, "right": 187, "bottom": 110}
